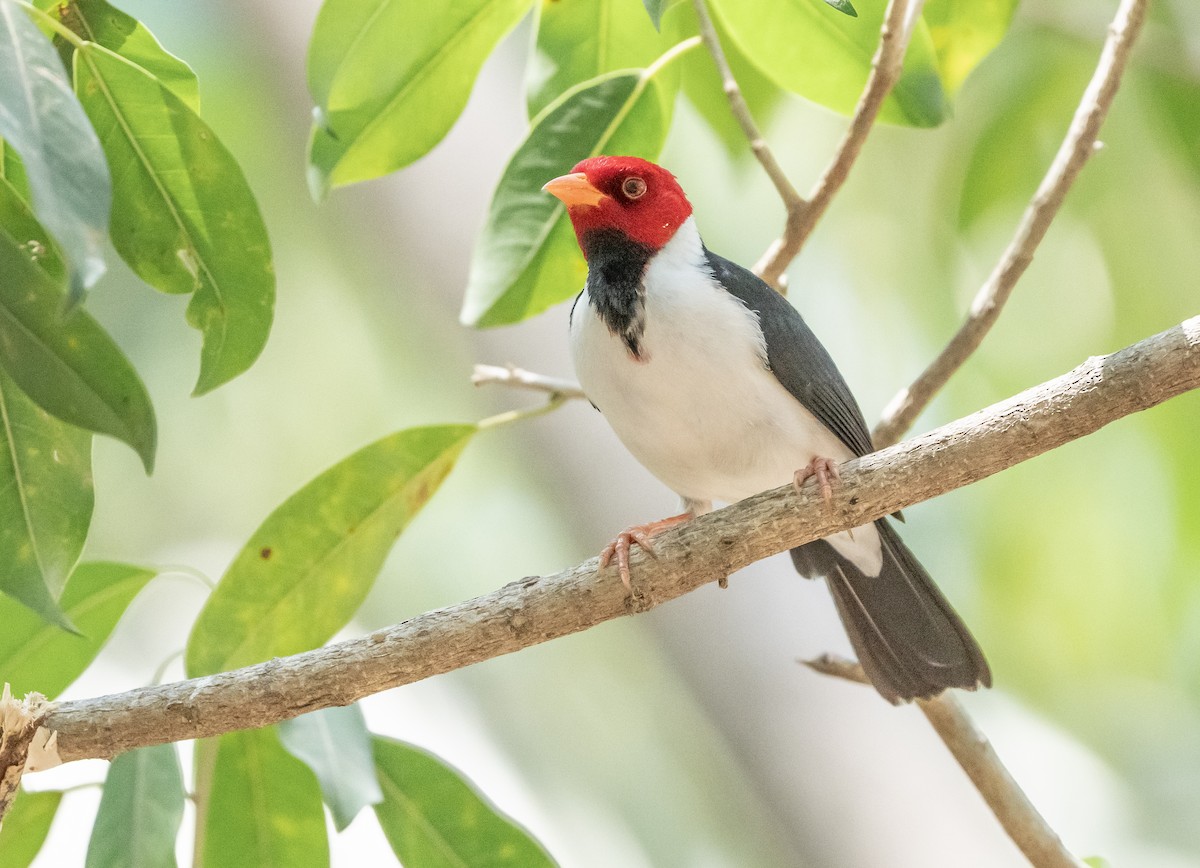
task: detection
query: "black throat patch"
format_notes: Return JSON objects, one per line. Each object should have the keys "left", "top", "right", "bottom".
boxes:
{"left": 581, "top": 228, "right": 654, "bottom": 361}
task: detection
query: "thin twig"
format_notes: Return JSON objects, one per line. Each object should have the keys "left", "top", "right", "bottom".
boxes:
{"left": 873, "top": 0, "right": 1149, "bottom": 448}
{"left": 753, "top": 0, "right": 926, "bottom": 289}
{"left": 472, "top": 364, "right": 587, "bottom": 401}
{"left": 805, "top": 655, "right": 1087, "bottom": 868}
{"left": 691, "top": 0, "right": 805, "bottom": 218}
{"left": 18, "top": 316, "right": 1198, "bottom": 768}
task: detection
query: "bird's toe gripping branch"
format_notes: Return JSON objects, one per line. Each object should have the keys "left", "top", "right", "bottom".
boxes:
{"left": 600, "top": 513, "right": 694, "bottom": 592}
{"left": 793, "top": 456, "right": 842, "bottom": 507}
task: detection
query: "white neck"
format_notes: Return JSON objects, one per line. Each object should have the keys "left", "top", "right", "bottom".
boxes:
{"left": 649, "top": 215, "right": 705, "bottom": 277}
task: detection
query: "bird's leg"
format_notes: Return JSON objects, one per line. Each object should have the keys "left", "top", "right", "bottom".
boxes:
{"left": 600, "top": 512, "right": 693, "bottom": 592}
{"left": 793, "top": 456, "right": 841, "bottom": 507}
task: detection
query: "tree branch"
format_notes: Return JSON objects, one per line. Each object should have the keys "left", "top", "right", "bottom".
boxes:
{"left": 806, "top": 655, "right": 1087, "bottom": 868}
{"left": 472, "top": 364, "right": 587, "bottom": 401}
{"left": 753, "top": 0, "right": 926, "bottom": 289}
{"left": 873, "top": 0, "right": 1149, "bottom": 448}
{"left": 18, "top": 315, "right": 1197, "bottom": 768}
{"left": 691, "top": 0, "right": 805, "bottom": 218}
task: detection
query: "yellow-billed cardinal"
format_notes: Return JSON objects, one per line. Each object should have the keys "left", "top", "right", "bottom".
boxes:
{"left": 544, "top": 156, "right": 990, "bottom": 703}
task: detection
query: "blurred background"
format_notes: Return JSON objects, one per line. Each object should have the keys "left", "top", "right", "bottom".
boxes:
{"left": 23, "top": 0, "right": 1200, "bottom": 865}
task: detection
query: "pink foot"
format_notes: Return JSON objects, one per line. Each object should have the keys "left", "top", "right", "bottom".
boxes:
{"left": 600, "top": 513, "right": 692, "bottom": 591}
{"left": 793, "top": 456, "right": 841, "bottom": 506}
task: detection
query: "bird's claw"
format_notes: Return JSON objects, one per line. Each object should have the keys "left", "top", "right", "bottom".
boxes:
{"left": 793, "top": 456, "right": 842, "bottom": 507}
{"left": 600, "top": 530, "right": 656, "bottom": 592}
{"left": 599, "top": 513, "right": 692, "bottom": 592}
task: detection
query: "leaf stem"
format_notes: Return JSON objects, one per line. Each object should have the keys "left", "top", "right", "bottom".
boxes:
{"left": 643, "top": 35, "right": 702, "bottom": 81}
{"left": 157, "top": 564, "right": 217, "bottom": 593}
{"left": 589, "top": 36, "right": 702, "bottom": 163}
{"left": 151, "top": 649, "right": 185, "bottom": 686}
{"left": 477, "top": 394, "right": 570, "bottom": 431}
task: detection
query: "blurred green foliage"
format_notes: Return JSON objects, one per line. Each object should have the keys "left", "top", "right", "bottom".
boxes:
{"left": 278, "top": 706, "right": 384, "bottom": 832}
{"left": 0, "top": 789, "right": 61, "bottom": 868}
{"left": 0, "top": 562, "right": 155, "bottom": 697}
{"left": 185, "top": 424, "right": 474, "bottom": 677}
{"left": 2, "top": 0, "right": 1198, "bottom": 865}
{"left": 712, "top": 0, "right": 949, "bottom": 125}
{"left": 307, "top": 0, "right": 531, "bottom": 192}
{"left": 200, "top": 728, "right": 329, "bottom": 868}
{"left": 0, "top": 0, "right": 110, "bottom": 294}
{"left": 372, "top": 736, "right": 556, "bottom": 867}
{"left": 85, "top": 744, "right": 185, "bottom": 868}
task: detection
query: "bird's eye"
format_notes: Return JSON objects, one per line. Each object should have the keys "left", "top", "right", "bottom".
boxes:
{"left": 621, "top": 176, "right": 647, "bottom": 200}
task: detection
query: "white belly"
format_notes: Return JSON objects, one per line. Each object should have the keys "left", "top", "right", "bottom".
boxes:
{"left": 569, "top": 218, "right": 882, "bottom": 575}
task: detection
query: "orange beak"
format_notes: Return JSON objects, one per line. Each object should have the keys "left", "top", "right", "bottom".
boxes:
{"left": 542, "top": 172, "right": 607, "bottom": 208}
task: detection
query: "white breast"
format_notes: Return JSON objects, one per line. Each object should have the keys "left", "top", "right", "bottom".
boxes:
{"left": 569, "top": 217, "right": 882, "bottom": 575}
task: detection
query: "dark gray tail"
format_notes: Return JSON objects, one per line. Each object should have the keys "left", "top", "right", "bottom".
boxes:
{"left": 790, "top": 519, "right": 991, "bottom": 704}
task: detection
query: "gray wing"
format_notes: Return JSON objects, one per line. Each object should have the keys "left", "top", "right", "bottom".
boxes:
{"left": 703, "top": 249, "right": 876, "bottom": 458}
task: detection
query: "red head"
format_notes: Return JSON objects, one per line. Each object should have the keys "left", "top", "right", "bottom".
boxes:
{"left": 543, "top": 156, "right": 693, "bottom": 256}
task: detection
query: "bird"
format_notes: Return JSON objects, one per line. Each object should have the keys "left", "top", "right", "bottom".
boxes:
{"left": 543, "top": 155, "right": 991, "bottom": 703}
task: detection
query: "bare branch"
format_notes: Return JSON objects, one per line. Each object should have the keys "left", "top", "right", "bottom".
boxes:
{"left": 918, "top": 697, "right": 1088, "bottom": 868}
{"left": 472, "top": 364, "right": 587, "bottom": 401}
{"left": 17, "top": 316, "right": 1196, "bottom": 768}
{"left": 873, "top": 0, "right": 1149, "bottom": 448}
{"left": 753, "top": 0, "right": 926, "bottom": 288}
{"left": 691, "top": 0, "right": 805, "bottom": 216}
{"left": 806, "top": 656, "right": 1087, "bottom": 868}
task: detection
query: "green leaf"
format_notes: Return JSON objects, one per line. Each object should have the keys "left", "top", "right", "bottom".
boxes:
{"left": 923, "top": 0, "right": 1017, "bottom": 95}
{"left": 201, "top": 729, "right": 328, "bottom": 868}
{"left": 278, "top": 705, "right": 383, "bottom": 831}
{"left": 306, "top": 0, "right": 531, "bottom": 193}
{"left": 825, "top": 0, "right": 858, "bottom": 16}
{"left": 54, "top": 0, "right": 201, "bottom": 111}
{"left": 0, "top": 2, "right": 110, "bottom": 296}
{"left": 0, "top": 228, "right": 156, "bottom": 471}
{"left": 1142, "top": 66, "right": 1200, "bottom": 186}
{"left": 710, "top": 0, "right": 947, "bottom": 127}
{"left": 1083, "top": 858, "right": 1111, "bottom": 868}
{"left": 0, "top": 563, "right": 156, "bottom": 697}
{"left": 528, "top": 0, "right": 666, "bottom": 118}
{"left": 86, "top": 744, "right": 184, "bottom": 868}
{"left": 462, "top": 69, "right": 668, "bottom": 328}
{"left": 642, "top": 0, "right": 669, "bottom": 30}
{"left": 73, "top": 44, "right": 274, "bottom": 396}
{"left": 0, "top": 790, "right": 62, "bottom": 868}
{"left": 0, "top": 138, "right": 31, "bottom": 201}
{"left": 0, "top": 173, "right": 65, "bottom": 281}
{"left": 373, "top": 736, "right": 555, "bottom": 868}
{"left": 185, "top": 424, "right": 476, "bottom": 677}
{"left": 0, "top": 368, "right": 92, "bottom": 628}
